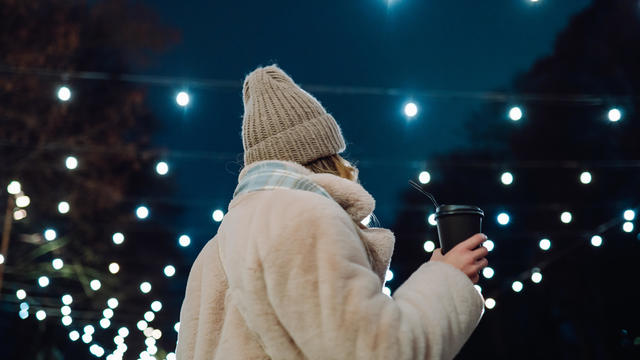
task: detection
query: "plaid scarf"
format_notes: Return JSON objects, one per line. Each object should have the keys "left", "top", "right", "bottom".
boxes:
{"left": 233, "top": 160, "right": 332, "bottom": 201}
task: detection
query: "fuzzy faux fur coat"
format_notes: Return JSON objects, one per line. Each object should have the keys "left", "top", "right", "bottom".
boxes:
{"left": 176, "top": 160, "right": 484, "bottom": 360}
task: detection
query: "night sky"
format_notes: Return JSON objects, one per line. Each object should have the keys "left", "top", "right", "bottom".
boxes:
{"left": 142, "top": 0, "right": 591, "bottom": 244}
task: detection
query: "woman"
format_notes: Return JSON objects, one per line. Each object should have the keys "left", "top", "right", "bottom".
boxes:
{"left": 176, "top": 65, "right": 489, "bottom": 359}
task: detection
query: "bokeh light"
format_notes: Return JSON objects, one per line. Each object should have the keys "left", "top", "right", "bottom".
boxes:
{"left": 176, "top": 91, "right": 190, "bottom": 106}
{"left": 590, "top": 235, "right": 603, "bottom": 247}
{"left": 512, "top": 281, "right": 524, "bottom": 292}
{"left": 418, "top": 171, "right": 431, "bottom": 184}
{"left": 560, "top": 211, "right": 572, "bottom": 224}
{"left": 508, "top": 106, "right": 523, "bottom": 121}
{"left": 579, "top": 171, "right": 592, "bottom": 184}
{"left": 57, "top": 86, "right": 71, "bottom": 101}
{"left": 497, "top": 212, "right": 510, "bottom": 225}
{"left": 65, "top": 156, "right": 78, "bottom": 170}
{"left": 423, "top": 240, "right": 436, "bottom": 253}
{"left": 539, "top": 238, "right": 551, "bottom": 251}
{"left": 608, "top": 108, "right": 622, "bottom": 122}
{"left": 500, "top": 172, "right": 514, "bottom": 185}
{"left": 404, "top": 102, "right": 418, "bottom": 117}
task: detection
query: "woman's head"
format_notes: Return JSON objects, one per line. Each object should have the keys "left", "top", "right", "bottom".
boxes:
{"left": 303, "top": 154, "right": 359, "bottom": 182}
{"left": 241, "top": 65, "right": 347, "bottom": 167}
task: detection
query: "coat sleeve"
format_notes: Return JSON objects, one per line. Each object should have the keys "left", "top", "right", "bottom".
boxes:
{"left": 257, "top": 195, "right": 485, "bottom": 360}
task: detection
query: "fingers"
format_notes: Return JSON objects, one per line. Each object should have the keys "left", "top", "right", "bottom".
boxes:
{"left": 461, "top": 233, "right": 487, "bottom": 250}
{"left": 470, "top": 273, "right": 479, "bottom": 284}
{"left": 472, "top": 258, "right": 489, "bottom": 273}
{"left": 472, "top": 245, "right": 489, "bottom": 260}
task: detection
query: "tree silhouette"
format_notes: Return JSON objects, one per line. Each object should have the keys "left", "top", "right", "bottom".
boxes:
{"left": 0, "top": 1, "right": 184, "bottom": 359}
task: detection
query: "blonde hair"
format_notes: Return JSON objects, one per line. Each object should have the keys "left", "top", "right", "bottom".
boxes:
{"left": 303, "top": 154, "right": 359, "bottom": 181}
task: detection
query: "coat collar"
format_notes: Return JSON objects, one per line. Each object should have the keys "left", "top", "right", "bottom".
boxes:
{"left": 232, "top": 160, "right": 375, "bottom": 223}
{"left": 230, "top": 160, "right": 395, "bottom": 286}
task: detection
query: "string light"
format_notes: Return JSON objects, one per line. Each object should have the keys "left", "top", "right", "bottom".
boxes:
{"left": 109, "top": 262, "right": 120, "bottom": 274}
{"left": 65, "top": 156, "right": 78, "bottom": 170}
{"left": 483, "top": 239, "right": 494, "bottom": 252}
{"left": 69, "top": 331, "right": 80, "bottom": 341}
{"left": 590, "top": 235, "right": 603, "bottom": 247}
{"left": 482, "top": 267, "right": 495, "bottom": 279}
{"left": 212, "top": 209, "right": 225, "bottom": 222}
{"left": 38, "top": 276, "right": 50, "bottom": 287}
{"left": 531, "top": 269, "right": 543, "bottom": 283}
{"left": 103, "top": 309, "right": 114, "bottom": 319}
{"left": 497, "top": 212, "right": 510, "bottom": 225}
{"left": 118, "top": 327, "right": 130, "bottom": 337}
{"left": 423, "top": 240, "right": 436, "bottom": 252}
{"left": 155, "top": 161, "right": 169, "bottom": 175}
{"left": 144, "top": 311, "right": 155, "bottom": 322}
{"left": 136, "top": 206, "right": 149, "bottom": 219}
{"left": 36, "top": 310, "right": 47, "bottom": 321}
{"left": 57, "top": 86, "right": 72, "bottom": 101}
{"left": 61, "top": 306, "right": 71, "bottom": 316}
{"left": 178, "top": 235, "right": 191, "bottom": 247}
{"left": 623, "top": 210, "right": 635, "bottom": 221}
{"left": 485, "top": 298, "right": 496, "bottom": 309}
{"left": 580, "top": 171, "right": 592, "bottom": 184}
{"left": 7, "top": 180, "right": 21, "bottom": 194}
{"left": 623, "top": 222, "right": 634, "bottom": 233}
{"left": 62, "top": 315, "right": 73, "bottom": 326}
{"left": 163, "top": 265, "right": 176, "bottom": 277}
{"left": 176, "top": 91, "right": 190, "bottom": 107}
{"left": 100, "top": 318, "right": 111, "bottom": 329}
{"left": 137, "top": 320, "right": 148, "bottom": 331}
{"left": 151, "top": 329, "right": 162, "bottom": 340}
{"left": 382, "top": 287, "right": 391, "bottom": 296}
{"left": 13, "top": 209, "right": 27, "bottom": 220}
{"left": 403, "top": 102, "right": 418, "bottom": 118}
{"left": 62, "top": 294, "right": 73, "bottom": 305}
{"left": 385, "top": 269, "right": 394, "bottom": 282}
{"left": 84, "top": 325, "right": 95, "bottom": 335}
{"left": 174, "top": 322, "right": 180, "bottom": 333}
{"left": 512, "top": 281, "right": 524, "bottom": 292}
{"left": 500, "top": 172, "right": 514, "bottom": 185}
{"left": 418, "top": 171, "right": 431, "bottom": 184}
{"left": 44, "top": 229, "right": 57, "bottom": 241}
{"left": 52, "top": 258, "right": 64, "bottom": 270}
{"left": 560, "top": 211, "right": 572, "bottom": 224}
{"left": 107, "top": 298, "right": 119, "bottom": 309}
{"left": 82, "top": 333, "right": 92, "bottom": 344}
{"left": 90, "top": 279, "right": 102, "bottom": 291}
{"left": 16, "top": 289, "right": 27, "bottom": 300}
{"left": 112, "top": 232, "right": 125, "bottom": 245}
{"left": 15, "top": 195, "right": 30, "bottom": 208}
{"left": 427, "top": 213, "right": 437, "bottom": 226}
{"left": 539, "top": 238, "right": 551, "bottom": 251}
{"left": 607, "top": 108, "right": 622, "bottom": 122}
{"left": 474, "top": 285, "right": 482, "bottom": 293}
{"left": 58, "top": 201, "right": 70, "bottom": 214}
{"left": 508, "top": 106, "right": 523, "bottom": 121}
{"left": 19, "top": 309, "right": 29, "bottom": 319}
{"left": 140, "top": 281, "right": 152, "bottom": 294}
{"left": 151, "top": 300, "right": 163, "bottom": 312}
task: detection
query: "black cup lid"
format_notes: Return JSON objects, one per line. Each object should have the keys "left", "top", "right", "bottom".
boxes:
{"left": 435, "top": 205, "right": 484, "bottom": 218}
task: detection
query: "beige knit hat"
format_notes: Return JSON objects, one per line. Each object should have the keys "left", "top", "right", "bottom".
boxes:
{"left": 241, "top": 65, "right": 346, "bottom": 166}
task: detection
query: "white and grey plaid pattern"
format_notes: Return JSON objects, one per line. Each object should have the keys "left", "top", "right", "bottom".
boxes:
{"left": 233, "top": 161, "right": 332, "bottom": 201}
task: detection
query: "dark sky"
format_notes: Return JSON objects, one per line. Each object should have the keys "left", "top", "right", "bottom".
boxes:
{"left": 141, "top": 0, "right": 592, "bottom": 243}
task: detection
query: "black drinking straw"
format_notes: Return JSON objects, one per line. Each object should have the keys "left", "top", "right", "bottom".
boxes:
{"left": 408, "top": 180, "right": 440, "bottom": 209}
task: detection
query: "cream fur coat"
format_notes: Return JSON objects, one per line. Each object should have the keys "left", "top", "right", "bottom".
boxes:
{"left": 176, "top": 160, "right": 484, "bottom": 359}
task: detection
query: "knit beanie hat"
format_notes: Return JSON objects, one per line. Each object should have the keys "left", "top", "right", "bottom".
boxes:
{"left": 241, "top": 65, "right": 346, "bottom": 166}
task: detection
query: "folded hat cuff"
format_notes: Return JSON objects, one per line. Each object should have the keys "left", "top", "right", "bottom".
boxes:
{"left": 244, "top": 113, "right": 346, "bottom": 166}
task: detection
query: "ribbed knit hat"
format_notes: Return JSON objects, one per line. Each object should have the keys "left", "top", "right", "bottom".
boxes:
{"left": 241, "top": 65, "right": 346, "bottom": 166}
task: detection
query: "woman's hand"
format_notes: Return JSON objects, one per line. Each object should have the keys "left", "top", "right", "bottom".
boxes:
{"left": 430, "top": 233, "right": 489, "bottom": 284}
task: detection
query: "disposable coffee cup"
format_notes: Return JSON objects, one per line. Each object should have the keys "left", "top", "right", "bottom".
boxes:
{"left": 435, "top": 205, "right": 484, "bottom": 254}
